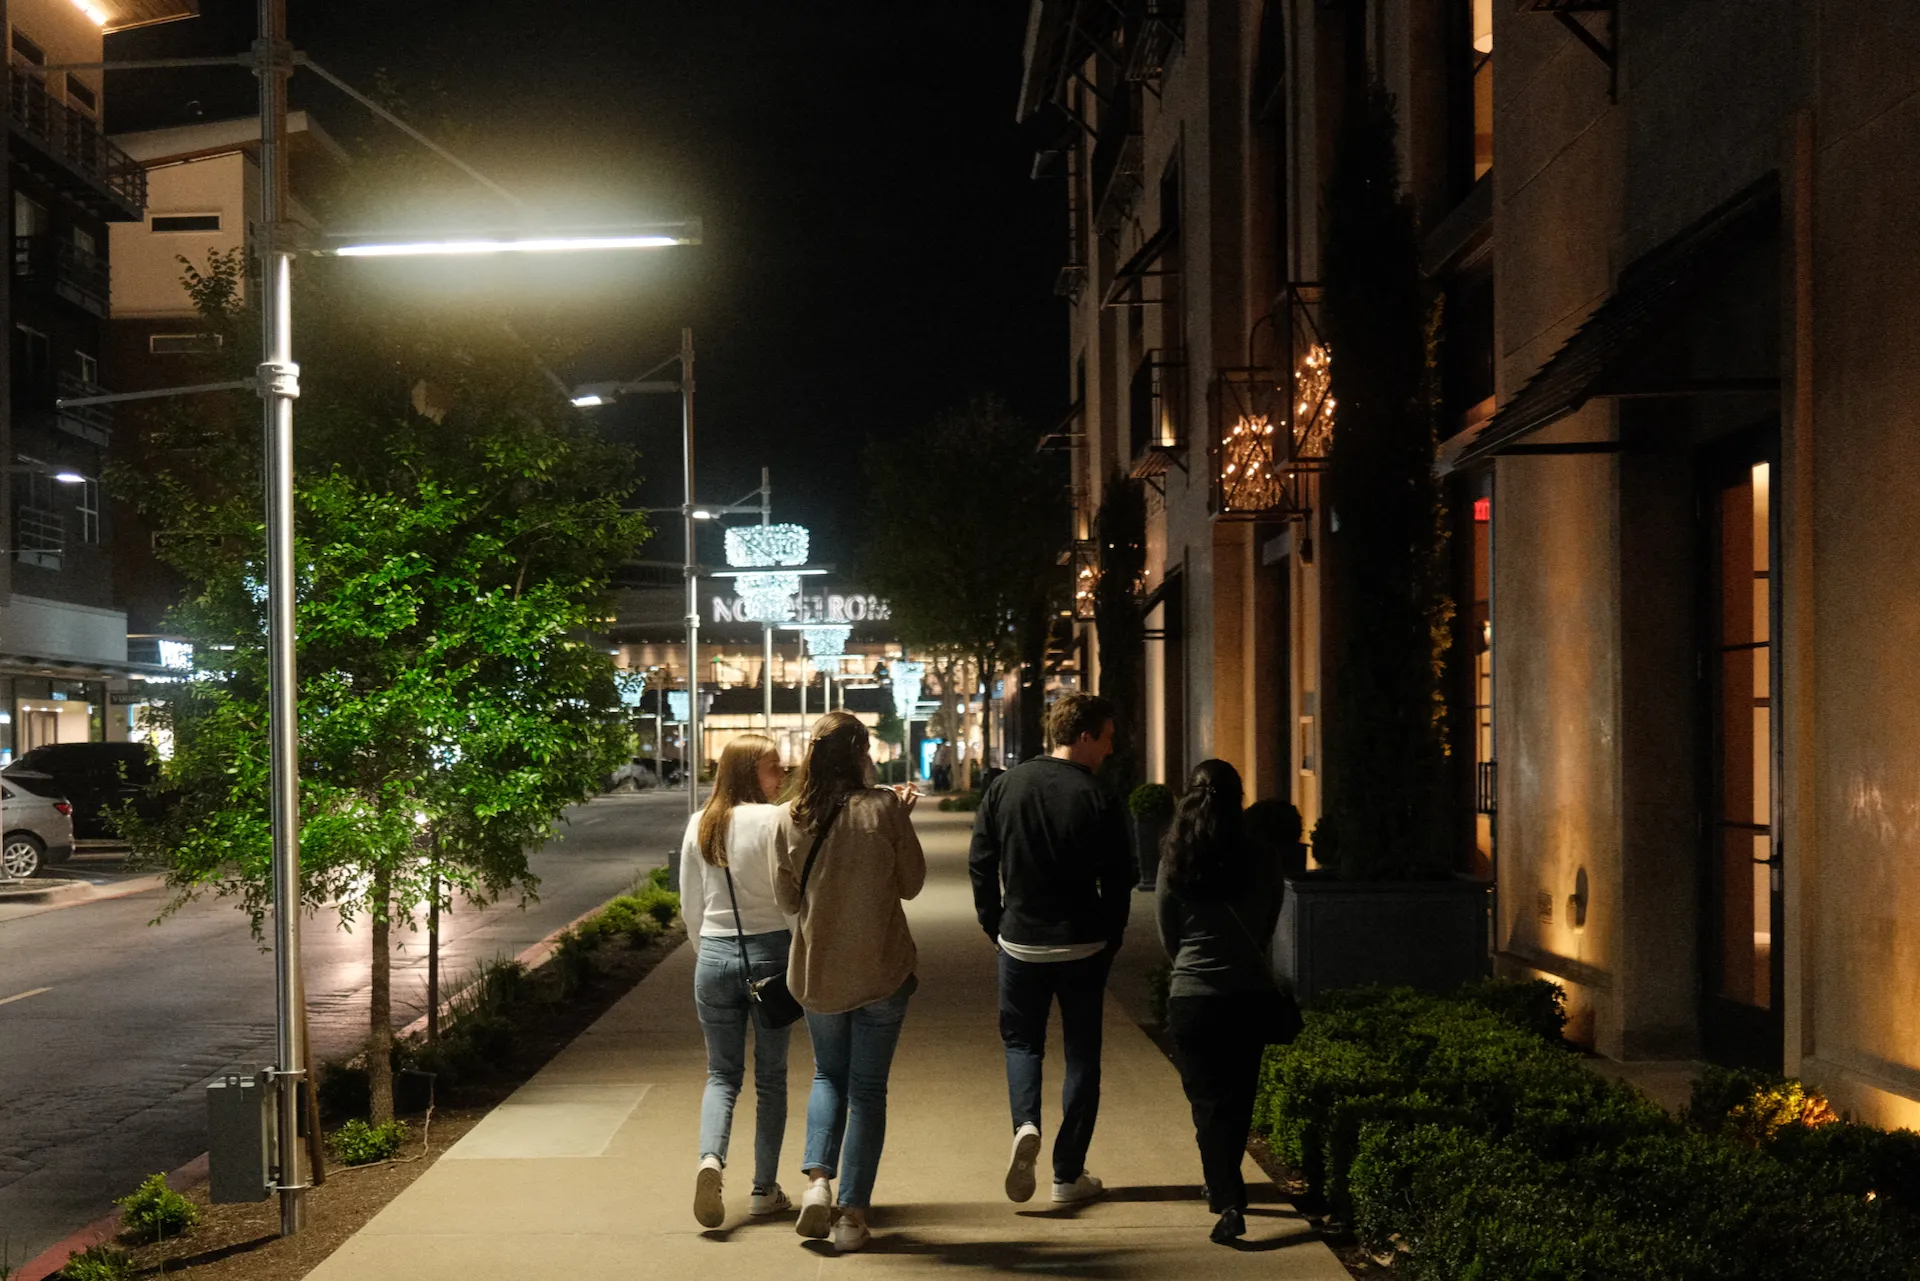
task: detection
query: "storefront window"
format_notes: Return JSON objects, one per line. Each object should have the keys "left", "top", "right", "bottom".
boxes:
{"left": 11, "top": 676, "right": 106, "bottom": 755}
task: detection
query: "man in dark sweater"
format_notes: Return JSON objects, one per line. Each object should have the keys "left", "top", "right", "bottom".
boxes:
{"left": 969, "top": 693, "right": 1133, "bottom": 1206}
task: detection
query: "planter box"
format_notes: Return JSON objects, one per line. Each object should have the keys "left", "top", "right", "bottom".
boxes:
{"left": 1132, "top": 817, "right": 1169, "bottom": 890}
{"left": 1274, "top": 876, "right": 1491, "bottom": 1005}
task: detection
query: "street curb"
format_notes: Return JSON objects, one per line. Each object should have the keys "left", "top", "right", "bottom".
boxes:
{"left": 0, "top": 878, "right": 88, "bottom": 903}
{"left": 15, "top": 1153, "right": 209, "bottom": 1281}
{"left": 0, "top": 874, "right": 166, "bottom": 919}
{"left": 12, "top": 887, "right": 661, "bottom": 1279}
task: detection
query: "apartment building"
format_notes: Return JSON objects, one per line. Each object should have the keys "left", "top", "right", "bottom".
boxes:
{"left": 103, "top": 108, "right": 341, "bottom": 661}
{"left": 0, "top": 0, "right": 194, "bottom": 759}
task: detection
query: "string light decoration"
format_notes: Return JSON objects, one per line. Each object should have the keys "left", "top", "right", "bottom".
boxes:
{"left": 888, "top": 660, "right": 925, "bottom": 718}
{"left": 1075, "top": 559, "right": 1098, "bottom": 621}
{"left": 806, "top": 626, "right": 852, "bottom": 664}
{"left": 667, "top": 690, "right": 691, "bottom": 723}
{"left": 1221, "top": 414, "right": 1284, "bottom": 510}
{"left": 736, "top": 571, "right": 800, "bottom": 622}
{"left": 725, "top": 524, "right": 810, "bottom": 568}
{"left": 1295, "top": 342, "right": 1336, "bottom": 459}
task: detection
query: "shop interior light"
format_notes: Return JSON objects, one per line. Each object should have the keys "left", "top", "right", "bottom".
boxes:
{"left": 69, "top": 0, "right": 109, "bottom": 26}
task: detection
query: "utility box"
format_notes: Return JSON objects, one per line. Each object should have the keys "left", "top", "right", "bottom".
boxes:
{"left": 207, "top": 1071, "right": 274, "bottom": 1203}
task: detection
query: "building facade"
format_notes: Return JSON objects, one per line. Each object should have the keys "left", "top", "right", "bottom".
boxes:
{"left": 0, "top": 0, "right": 196, "bottom": 760}
{"left": 1028, "top": 0, "right": 1920, "bottom": 1126}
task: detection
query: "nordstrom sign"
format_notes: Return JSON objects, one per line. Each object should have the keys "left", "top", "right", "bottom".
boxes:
{"left": 710, "top": 591, "right": 892, "bottom": 625}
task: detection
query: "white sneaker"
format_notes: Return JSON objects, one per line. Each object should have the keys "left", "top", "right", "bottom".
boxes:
{"left": 1005, "top": 1123, "right": 1042, "bottom": 1202}
{"left": 1051, "top": 1172, "right": 1105, "bottom": 1205}
{"left": 694, "top": 1155, "right": 725, "bottom": 1228}
{"left": 796, "top": 1177, "right": 834, "bottom": 1239}
{"left": 830, "top": 1215, "right": 871, "bottom": 1253}
{"left": 750, "top": 1183, "right": 792, "bottom": 1216}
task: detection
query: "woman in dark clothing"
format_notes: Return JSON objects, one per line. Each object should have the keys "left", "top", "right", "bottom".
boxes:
{"left": 1156, "top": 759, "right": 1286, "bottom": 1244}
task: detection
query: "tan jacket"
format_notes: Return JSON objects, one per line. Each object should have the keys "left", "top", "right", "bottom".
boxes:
{"left": 773, "top": 788, "right": 926, "bottom": 1015}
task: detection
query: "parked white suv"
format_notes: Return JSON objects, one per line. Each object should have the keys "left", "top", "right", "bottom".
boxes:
{"left": 0, "top": 773, "right": 77, "bottom": 879}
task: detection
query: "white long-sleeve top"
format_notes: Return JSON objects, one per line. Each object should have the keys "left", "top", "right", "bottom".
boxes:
{"left": 679, "top": 805, "right": 794, "bottom": 942}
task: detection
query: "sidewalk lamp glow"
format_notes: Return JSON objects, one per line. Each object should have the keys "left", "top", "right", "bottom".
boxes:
{"left": 52, "top": 471, "right": 86, "bottom": 484}
{"left": 570, "top": 393, "right": 606, "bottom": 408}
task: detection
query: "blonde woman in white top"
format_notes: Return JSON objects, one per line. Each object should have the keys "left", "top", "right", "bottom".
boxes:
{"left": 679, "top": 732, "right": 795, "bottom": 1228}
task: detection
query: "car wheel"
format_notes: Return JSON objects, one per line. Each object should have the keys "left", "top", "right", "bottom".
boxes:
{"left": 1, "top": 833, "right": 44, "bottom": 880}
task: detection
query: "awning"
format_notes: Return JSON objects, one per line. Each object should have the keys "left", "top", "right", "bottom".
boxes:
{"left": 1443, "top": 176, "right": 1779, "bottom": 473}
{"left": 0, "top": 652, "right": 171, "bottom": 680}
{"left": 1101, "top": 222, "right": 1174, "bottom": 309}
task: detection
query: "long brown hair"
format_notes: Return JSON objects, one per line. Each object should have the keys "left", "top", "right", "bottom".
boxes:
{"left": 790, "top": 711, "right": 869, "bottom": 829}
{"left": 699, "top": 732, "right": 778, "bottom": 866}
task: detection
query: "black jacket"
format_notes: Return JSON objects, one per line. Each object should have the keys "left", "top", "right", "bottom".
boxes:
{"left": 968, "top": 756, "right": 1134, "bottom": 947}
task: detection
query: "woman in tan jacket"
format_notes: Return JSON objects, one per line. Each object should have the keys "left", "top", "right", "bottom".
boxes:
{"left": 773, "top": 711, "right": 926, "bottom": 1254}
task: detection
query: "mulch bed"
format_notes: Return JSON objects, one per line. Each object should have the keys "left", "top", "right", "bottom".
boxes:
{"left": 97, "top": 924, "right": 685, "bottom": 1281}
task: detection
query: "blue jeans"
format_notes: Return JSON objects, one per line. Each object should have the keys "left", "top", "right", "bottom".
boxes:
{"left": 998, "top": 947, "right": 1115, "bottom": 1184}
{"left": 801, "top": 975, "right": 917, "bottom": 1208}
{"left": 694, "top": 931, "right": 794, "bottom": 1190}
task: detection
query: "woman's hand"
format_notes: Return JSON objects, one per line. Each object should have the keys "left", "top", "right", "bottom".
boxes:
{"left": 890, "top": 783, "right": 921, "bottom": 814}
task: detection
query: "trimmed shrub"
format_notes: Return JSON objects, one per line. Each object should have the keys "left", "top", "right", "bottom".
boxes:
{"left": 937, "top": 793, "right": 981, "bottom": 812}
{"left": 1263, "top": 981, "right": 1920, "bottom": 1279}
{"left": 115, "top": 1173, "right": 198, "bottom": 1242}
{"left": 1126, "top": 782, "right": 1174, "bottom": 823}
{"left": 629, "top": 885, "right": 679, "bottom": 928}
{"left": 327, "top": 1118, "right": 409, "bottom": 1166}
{"left": 57, "top": 1245, "right": 133, "bottom": 1281}
{"left": 646, "top": 864, "right": 673, "bottom": 891}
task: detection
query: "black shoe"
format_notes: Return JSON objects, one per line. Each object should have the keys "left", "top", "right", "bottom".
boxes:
{"left": 1210, "top": 1207, "right": 1247, "bottom": 1243}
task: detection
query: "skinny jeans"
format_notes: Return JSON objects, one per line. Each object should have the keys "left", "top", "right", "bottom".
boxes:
{"left": 801, "top": 975, "right": 917, "bottom": 1209}
{"left": 693, "top": 931, "right": 793, "bottom": 1190}
{"left": 1166, "top": 993, "right": 1266, "bottom": 1213}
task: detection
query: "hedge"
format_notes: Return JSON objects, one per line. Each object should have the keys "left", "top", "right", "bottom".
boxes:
{"left": 1256, "top": 981, "right": 1920, "bottom": 1279}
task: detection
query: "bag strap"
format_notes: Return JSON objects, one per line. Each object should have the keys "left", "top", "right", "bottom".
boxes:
{"left": 720, "top": 859, "right": 754, "bottom": 977}
{"left": 796, "top": 794, "right": 849, "bottom": 905}
{"left": 1216, "top": 894, "right": 1283, "bottom": 993}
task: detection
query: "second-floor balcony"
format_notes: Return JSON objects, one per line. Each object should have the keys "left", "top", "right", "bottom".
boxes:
{"left": 8, "top": 74, "right": 146, "bottom": 221}
{"left": 14, "top": 235, "right": 111, "bottom": 318}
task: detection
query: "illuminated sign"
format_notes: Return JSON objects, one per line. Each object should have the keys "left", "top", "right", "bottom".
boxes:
{"left": 710, "top": 592, "right": 891, "bottom": 625}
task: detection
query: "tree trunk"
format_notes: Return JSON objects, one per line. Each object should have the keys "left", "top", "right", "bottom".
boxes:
{"left": 1017, "top": 593, "right": 1050, "bottom": 762}
{"left": 978, "top": 654, "right": 998, "bottom": 770}
{"left": 369, "top": 869, "right": 395, "bottom": 1125}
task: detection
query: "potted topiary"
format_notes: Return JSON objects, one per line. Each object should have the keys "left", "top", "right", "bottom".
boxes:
{"left": 1273, "top": 87, "right": 1490, "bottom": 1004}
{"left": 1127, "top": 782, "right": 1176, "bottom": 890}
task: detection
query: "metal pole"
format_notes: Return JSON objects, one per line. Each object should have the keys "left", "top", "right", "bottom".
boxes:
{"left": 761, "top": 466, "right": 773, "bottom": 732}
{"left": 681, "top": 328, "right": 700, "bottom": 820}
{"left": 257, "top": 0, "right": 307, "bottom": 1236}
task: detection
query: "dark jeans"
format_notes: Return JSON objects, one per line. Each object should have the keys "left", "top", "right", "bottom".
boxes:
{"left": 1167, "top": 993, "right": 1267, "bottom": 1213}
{"left": 997, "top": 947, "right": 1115, "bottom": 1184}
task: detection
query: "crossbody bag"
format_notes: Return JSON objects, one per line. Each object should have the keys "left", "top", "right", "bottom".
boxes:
{"left": 720, "top": 795, "right": 847, "bottom": 1029}
{"left": 1214, "top": 894, "right": 1306, "bottom": 1047}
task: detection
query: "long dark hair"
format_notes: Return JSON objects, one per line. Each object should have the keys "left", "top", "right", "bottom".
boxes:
{"left": 1160, "top": 759, "right": 1246, "bottom": 896}
{"left": 791, "top": 711, "right": 870, "bottom": 829}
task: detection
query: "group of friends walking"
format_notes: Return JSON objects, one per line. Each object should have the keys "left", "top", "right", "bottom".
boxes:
{"left": 676, "top": 692, "right": 1300, "bottom": 1253}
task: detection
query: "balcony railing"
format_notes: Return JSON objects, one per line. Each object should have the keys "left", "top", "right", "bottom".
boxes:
{"left": 8, "top": 74, "right": 146, "bottom": 220}
{"left": 1476, "top": 760, "right": 1498, "bottom": 815}
{"left": 14, "top": 504, "right": 63, "bottom": 569}
{"left": 14, "top": 235, "right": 111, "bottom": 318}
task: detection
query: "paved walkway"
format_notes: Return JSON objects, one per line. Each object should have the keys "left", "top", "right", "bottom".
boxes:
{"left": 307, "top": 809, "right": 1350, "bottom": 1279}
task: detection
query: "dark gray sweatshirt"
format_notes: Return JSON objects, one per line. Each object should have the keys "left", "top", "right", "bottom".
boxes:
{"left": 1155, "top": 857, "right": 1283, "bottom": 999}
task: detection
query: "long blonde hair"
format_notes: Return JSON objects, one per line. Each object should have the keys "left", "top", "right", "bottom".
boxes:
{"left": 698, "top": 733, "right": 778, "bottom": 866}
{"left": 790, "top": 712, "right": 869, "bottom": 830}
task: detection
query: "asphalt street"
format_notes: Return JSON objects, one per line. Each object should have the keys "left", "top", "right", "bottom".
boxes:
{"left": 0, "top": 788, "right": 693, "bottom": 1268}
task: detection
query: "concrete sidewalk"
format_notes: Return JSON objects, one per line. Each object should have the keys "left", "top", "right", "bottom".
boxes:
{"left": 306, "top": 809, "right": 1349, "bottom": 1279}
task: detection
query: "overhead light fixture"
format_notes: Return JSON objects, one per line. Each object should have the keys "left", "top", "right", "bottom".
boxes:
{"left": 325, "top": 223, "right": 702, "bottom": 259}
{"left": 69, "top": 0, "right": 109, "bottom": 25}
{"left": 53, "top": 471, "right": 87, "bottom": 485}
{"left": 692, "top": 510, "right": 717, "bottom": 520}
{"left": 570, "top": 394, "right": 606, "bottom": 408}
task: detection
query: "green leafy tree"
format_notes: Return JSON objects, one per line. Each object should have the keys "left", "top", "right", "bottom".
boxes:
{"left": 116, "top": 251, "right": 647, "bottom": 1122}
{"left": 860, "top": 395, "right": 1065, "bottom": 767}
{"left": 1316, "top": 86, "right": 1456, "bottom": 880}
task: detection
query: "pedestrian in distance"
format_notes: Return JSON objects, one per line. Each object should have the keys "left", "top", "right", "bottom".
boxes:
{"left": 968, "top": 692, "right": 1134, "bottom": 1208}
{"left": 773, "top": 711, "right": 927, "bottom": 1254}
{"left": 678, "top": 732, "right": 798, "bottom": 1229}
{"left": 1157, "top": 759, "right": 1303, "bottom": 1244}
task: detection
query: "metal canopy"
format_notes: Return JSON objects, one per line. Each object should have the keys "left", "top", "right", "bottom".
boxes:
{"left": 1445, "top": 178, "right": 1780, "bottom": 473}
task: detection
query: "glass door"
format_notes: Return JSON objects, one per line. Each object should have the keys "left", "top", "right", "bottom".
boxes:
{"left": 1703, "top": 455, "right": 1783, "bottom": 1066}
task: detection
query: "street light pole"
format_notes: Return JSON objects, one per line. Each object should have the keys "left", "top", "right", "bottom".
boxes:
{"left": 760, "top": 466, "right": 774, "bottom": 733}
{"left": 256, "top": 0, "right": 308, "bottom": 1237}
{"left": 681, "top": 328, "right": 700, "bottom": 822}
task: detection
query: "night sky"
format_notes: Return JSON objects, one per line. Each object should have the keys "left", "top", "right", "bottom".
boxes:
{"left": 106, "top": 1, "right": 1064, "bottom": 569}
